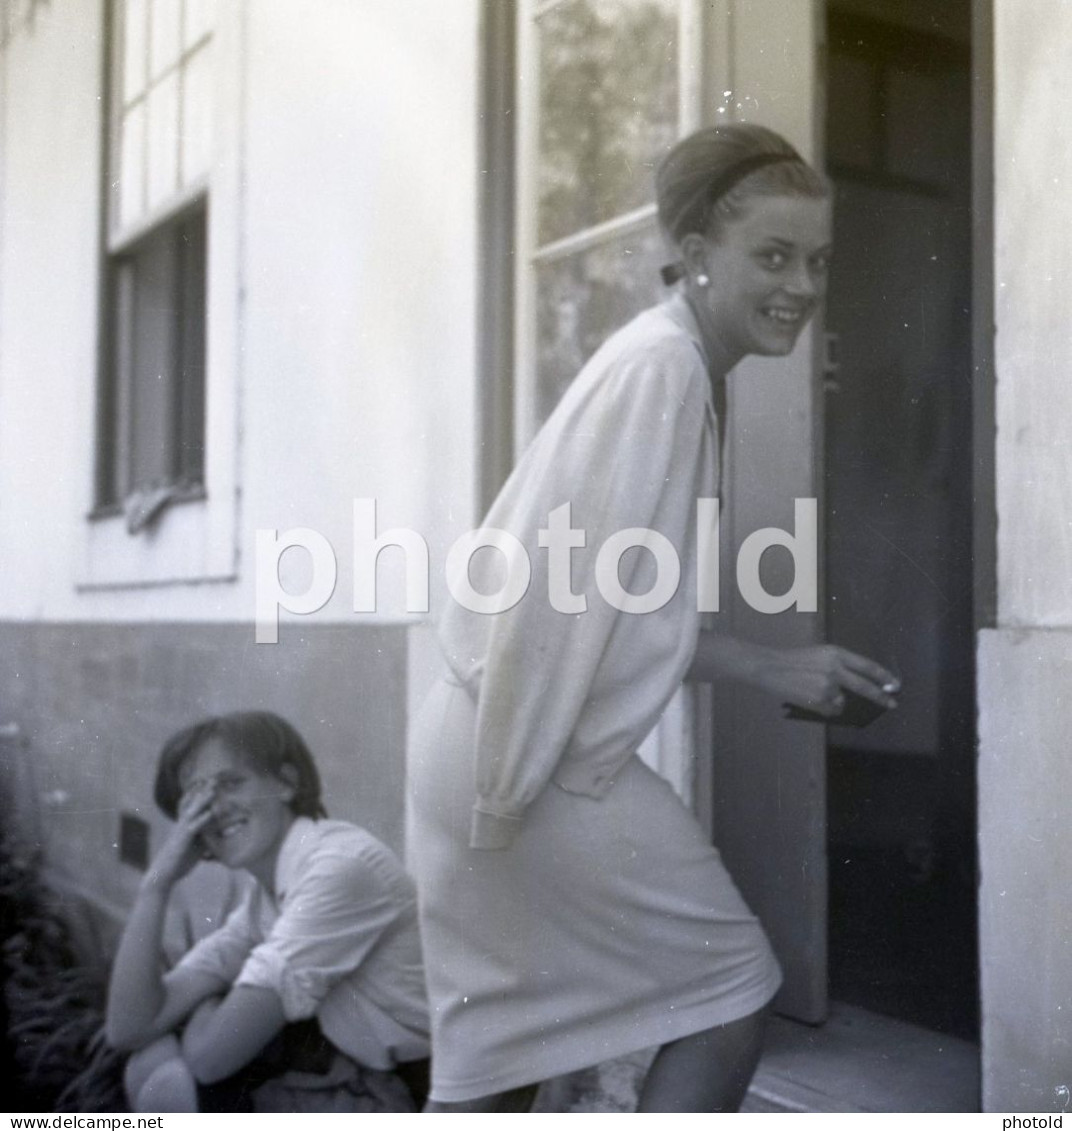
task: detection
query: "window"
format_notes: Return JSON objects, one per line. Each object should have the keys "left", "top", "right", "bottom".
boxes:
{"left": 99, "top": 204, "right": 207, "bottom": 518}
{"left": 515, "top": 0, "right": 699, "bottom": 445}
{"left": 82, "top": 0, "right": 240, "bottom": 588}
{"left": 97, "top": 0, "right": 215, "bottom": 526}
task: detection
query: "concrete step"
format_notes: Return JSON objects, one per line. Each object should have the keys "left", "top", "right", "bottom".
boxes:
{"left": 743, "top": 1002, "right": 981, "bottom": 1113}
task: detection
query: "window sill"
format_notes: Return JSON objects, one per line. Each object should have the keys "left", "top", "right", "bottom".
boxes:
{"left": 77, "top": 492, "right": 236, "bottom": 591}
{"left": 87, "top": 482, "right": 207, "bottom": 524}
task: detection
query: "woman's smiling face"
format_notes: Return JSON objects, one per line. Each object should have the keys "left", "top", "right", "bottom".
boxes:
{"left": 178, "top": 737, "right": 295, "bottom": 883}
{"left": 693, "top": 193, "right": 832, "bottom": 367}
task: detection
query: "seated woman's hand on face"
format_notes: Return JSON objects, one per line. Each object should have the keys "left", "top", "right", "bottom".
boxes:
{"left": 144, "top": 781, "right": 217, "bottom": 892}
{"left": 753, "top": 643, "right": 899, "bottom": 718}
{"left": 106, "top": 778, "right": 231, "bottom": 1059}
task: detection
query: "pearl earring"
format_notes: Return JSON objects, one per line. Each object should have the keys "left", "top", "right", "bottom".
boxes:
{"left": 696, "top": 273, "right": 710, "bottom": 288}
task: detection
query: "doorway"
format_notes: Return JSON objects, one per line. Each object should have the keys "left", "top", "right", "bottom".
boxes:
{"left": 822, "top": 0, "right": 978, "bottom": 1039}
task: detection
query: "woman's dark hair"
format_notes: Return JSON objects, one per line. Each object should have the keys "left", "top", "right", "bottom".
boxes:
{"left": 153, "top": 710, "right": 327, "bottom": 820}
{"left": 656, "top": 123, "right": 830, "bottom": 248}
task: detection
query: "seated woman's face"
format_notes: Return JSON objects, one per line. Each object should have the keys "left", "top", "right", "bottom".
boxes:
{"left": 177, "top": 738, "right": 295, "bottom": 874}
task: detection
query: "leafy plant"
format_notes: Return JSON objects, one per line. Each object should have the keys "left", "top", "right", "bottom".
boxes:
{"left": 0, "top": 832, "right": 126, "bottom": 1112}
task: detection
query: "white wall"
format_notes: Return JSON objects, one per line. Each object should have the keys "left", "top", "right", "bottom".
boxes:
{"left": 239, "top": 0, "right": 480, "bottom": 625}
{"left": 979, "top": 0, "right": 1072, "bottom": 1110}
{"left": 0, "top": 0, "right": 104, "bottom": 618}
{"left": 0, "top": 0, "right": 480, "bottom": 627}
{"left": 992, "top": 0, "right": 1072, "bottom": 629}
{"left": 978, "top": 631, "right": 1072, "bottom": 1112}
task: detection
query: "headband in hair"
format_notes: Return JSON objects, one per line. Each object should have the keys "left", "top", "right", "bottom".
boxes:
{"left": 660, "top": 151, "right": 803, "bottom": 286}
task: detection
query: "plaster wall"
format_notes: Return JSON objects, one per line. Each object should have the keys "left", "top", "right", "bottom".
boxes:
{"left": 0, "top": 0, "right": 480, "bottom": 626}
{"left": 979, "top": 0, "right": 1072, "bottom": 1109}
{"left": 992, "top": 0, "right": 1072, "bottom": 627}
{"left": 978, "top": 629, "right": 1072, "bottom": 1111}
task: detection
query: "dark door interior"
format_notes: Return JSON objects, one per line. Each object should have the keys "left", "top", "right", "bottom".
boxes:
{"left": 823, "top": 0, "right": 978, "bottom": 1040}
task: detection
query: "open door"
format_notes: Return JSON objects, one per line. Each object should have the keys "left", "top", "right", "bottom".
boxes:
{"left": 822, "top": 0, "right": 977, "bottom": 1040}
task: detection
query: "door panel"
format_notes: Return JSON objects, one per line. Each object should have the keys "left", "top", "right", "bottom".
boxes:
{"left": 706, "top": 0, "right": 828, "bottom": 1023}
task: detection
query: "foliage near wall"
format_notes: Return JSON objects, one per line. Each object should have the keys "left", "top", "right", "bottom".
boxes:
{"left": 1, "top": 832, "right": 126, "bottom": 1112}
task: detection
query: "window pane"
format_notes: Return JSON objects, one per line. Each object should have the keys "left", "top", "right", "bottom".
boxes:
{"left": 536, "top": 0, "right": 679, "bottom": 246}
{"left": 101, "top": 205, "right": 207, "bottom": 505}
{"left": 100, "top": 262, "right": 137, "bottom": 503}
{"left": 146, "top": 71, "right": 180, "bottom": 209}
{"left": 176, "top": 208, "right": 207, "bottom": 483}
{"left": 121, "top": 0, "right": 149, "bottom": 103}
{"left": 535, "top": 222, "right": 667, "bottom": 423}
{"left": 180, "top": 43, "right": 212, "bottom": 185}
{"left": 118, "top": 102, "right": 146, "bottom": 229}
{"left": 149, "top": 0, "right": 182, "bottom": 78}
{"left": 183, "top": 0, "right": 215, "bottom": 48}
{"left": 129, "top": 224, "right": 179, "bottom": 490}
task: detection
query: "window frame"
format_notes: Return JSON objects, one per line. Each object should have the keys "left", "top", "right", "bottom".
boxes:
{"left": 94, "top": 196, "right": 209, "bottom": 518}
{"left": 79, "top": 0, "right": 244, "bottom": 590}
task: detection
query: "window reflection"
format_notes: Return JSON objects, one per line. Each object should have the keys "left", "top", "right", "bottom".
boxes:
{"left": 535, "top": 225, "right": 667, "bottom": 423}
{"left": 536, "top": 0, "right": 679, "bottom": 245}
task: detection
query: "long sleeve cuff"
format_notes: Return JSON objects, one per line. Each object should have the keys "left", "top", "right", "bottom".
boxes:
{"left": 469, "top": 807, "right": 522, "bottom": 850}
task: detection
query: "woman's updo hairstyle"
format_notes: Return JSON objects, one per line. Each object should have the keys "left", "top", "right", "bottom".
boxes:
{"left": 153, "top": 709, "right": 327, "bottom": 820}
{"left": 655, "top": 123, "right": 829, "bottom": 282}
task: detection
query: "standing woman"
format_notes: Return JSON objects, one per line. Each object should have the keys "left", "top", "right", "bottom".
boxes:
{"left": 408, "top": 123, "right": 899, "bottom": 1113}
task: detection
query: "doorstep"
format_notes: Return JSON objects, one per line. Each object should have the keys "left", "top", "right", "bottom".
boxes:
{"left": 743, "top": 1002, "right": 981, "bottom": 1113}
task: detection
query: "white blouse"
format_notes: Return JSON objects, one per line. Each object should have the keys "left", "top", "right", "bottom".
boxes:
{"left": 437, "top": 295, "right": 719, "bottom": 849}
{"left": 173, "top": 817, "right": 430, "bottom": 1069}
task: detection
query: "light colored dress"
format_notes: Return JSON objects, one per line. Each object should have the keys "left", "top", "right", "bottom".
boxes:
{"left": 407, "top": 295, "right": 781, "bottom": 1104}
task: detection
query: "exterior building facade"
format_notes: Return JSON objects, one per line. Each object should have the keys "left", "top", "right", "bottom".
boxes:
{"left": 0, "top": 0, "right": 1068, "bottom": 1111}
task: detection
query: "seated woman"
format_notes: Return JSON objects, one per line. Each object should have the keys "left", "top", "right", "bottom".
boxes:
{"left": 105, "top": 710, "right": 430, "bottom": 1112}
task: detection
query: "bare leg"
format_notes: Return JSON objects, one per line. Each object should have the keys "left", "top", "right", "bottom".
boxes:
{"left": 124, "top": 1036, "right": 199, "bottom": 1113}
{"left": 424, "top": 1083, "right": 539, "bottom": 1113}
{"left": 124, "top": 1035, "right": 182, "bottom": 1105}
{"left": 637, "top": 1007, "right": 767, "bottom": 1113}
